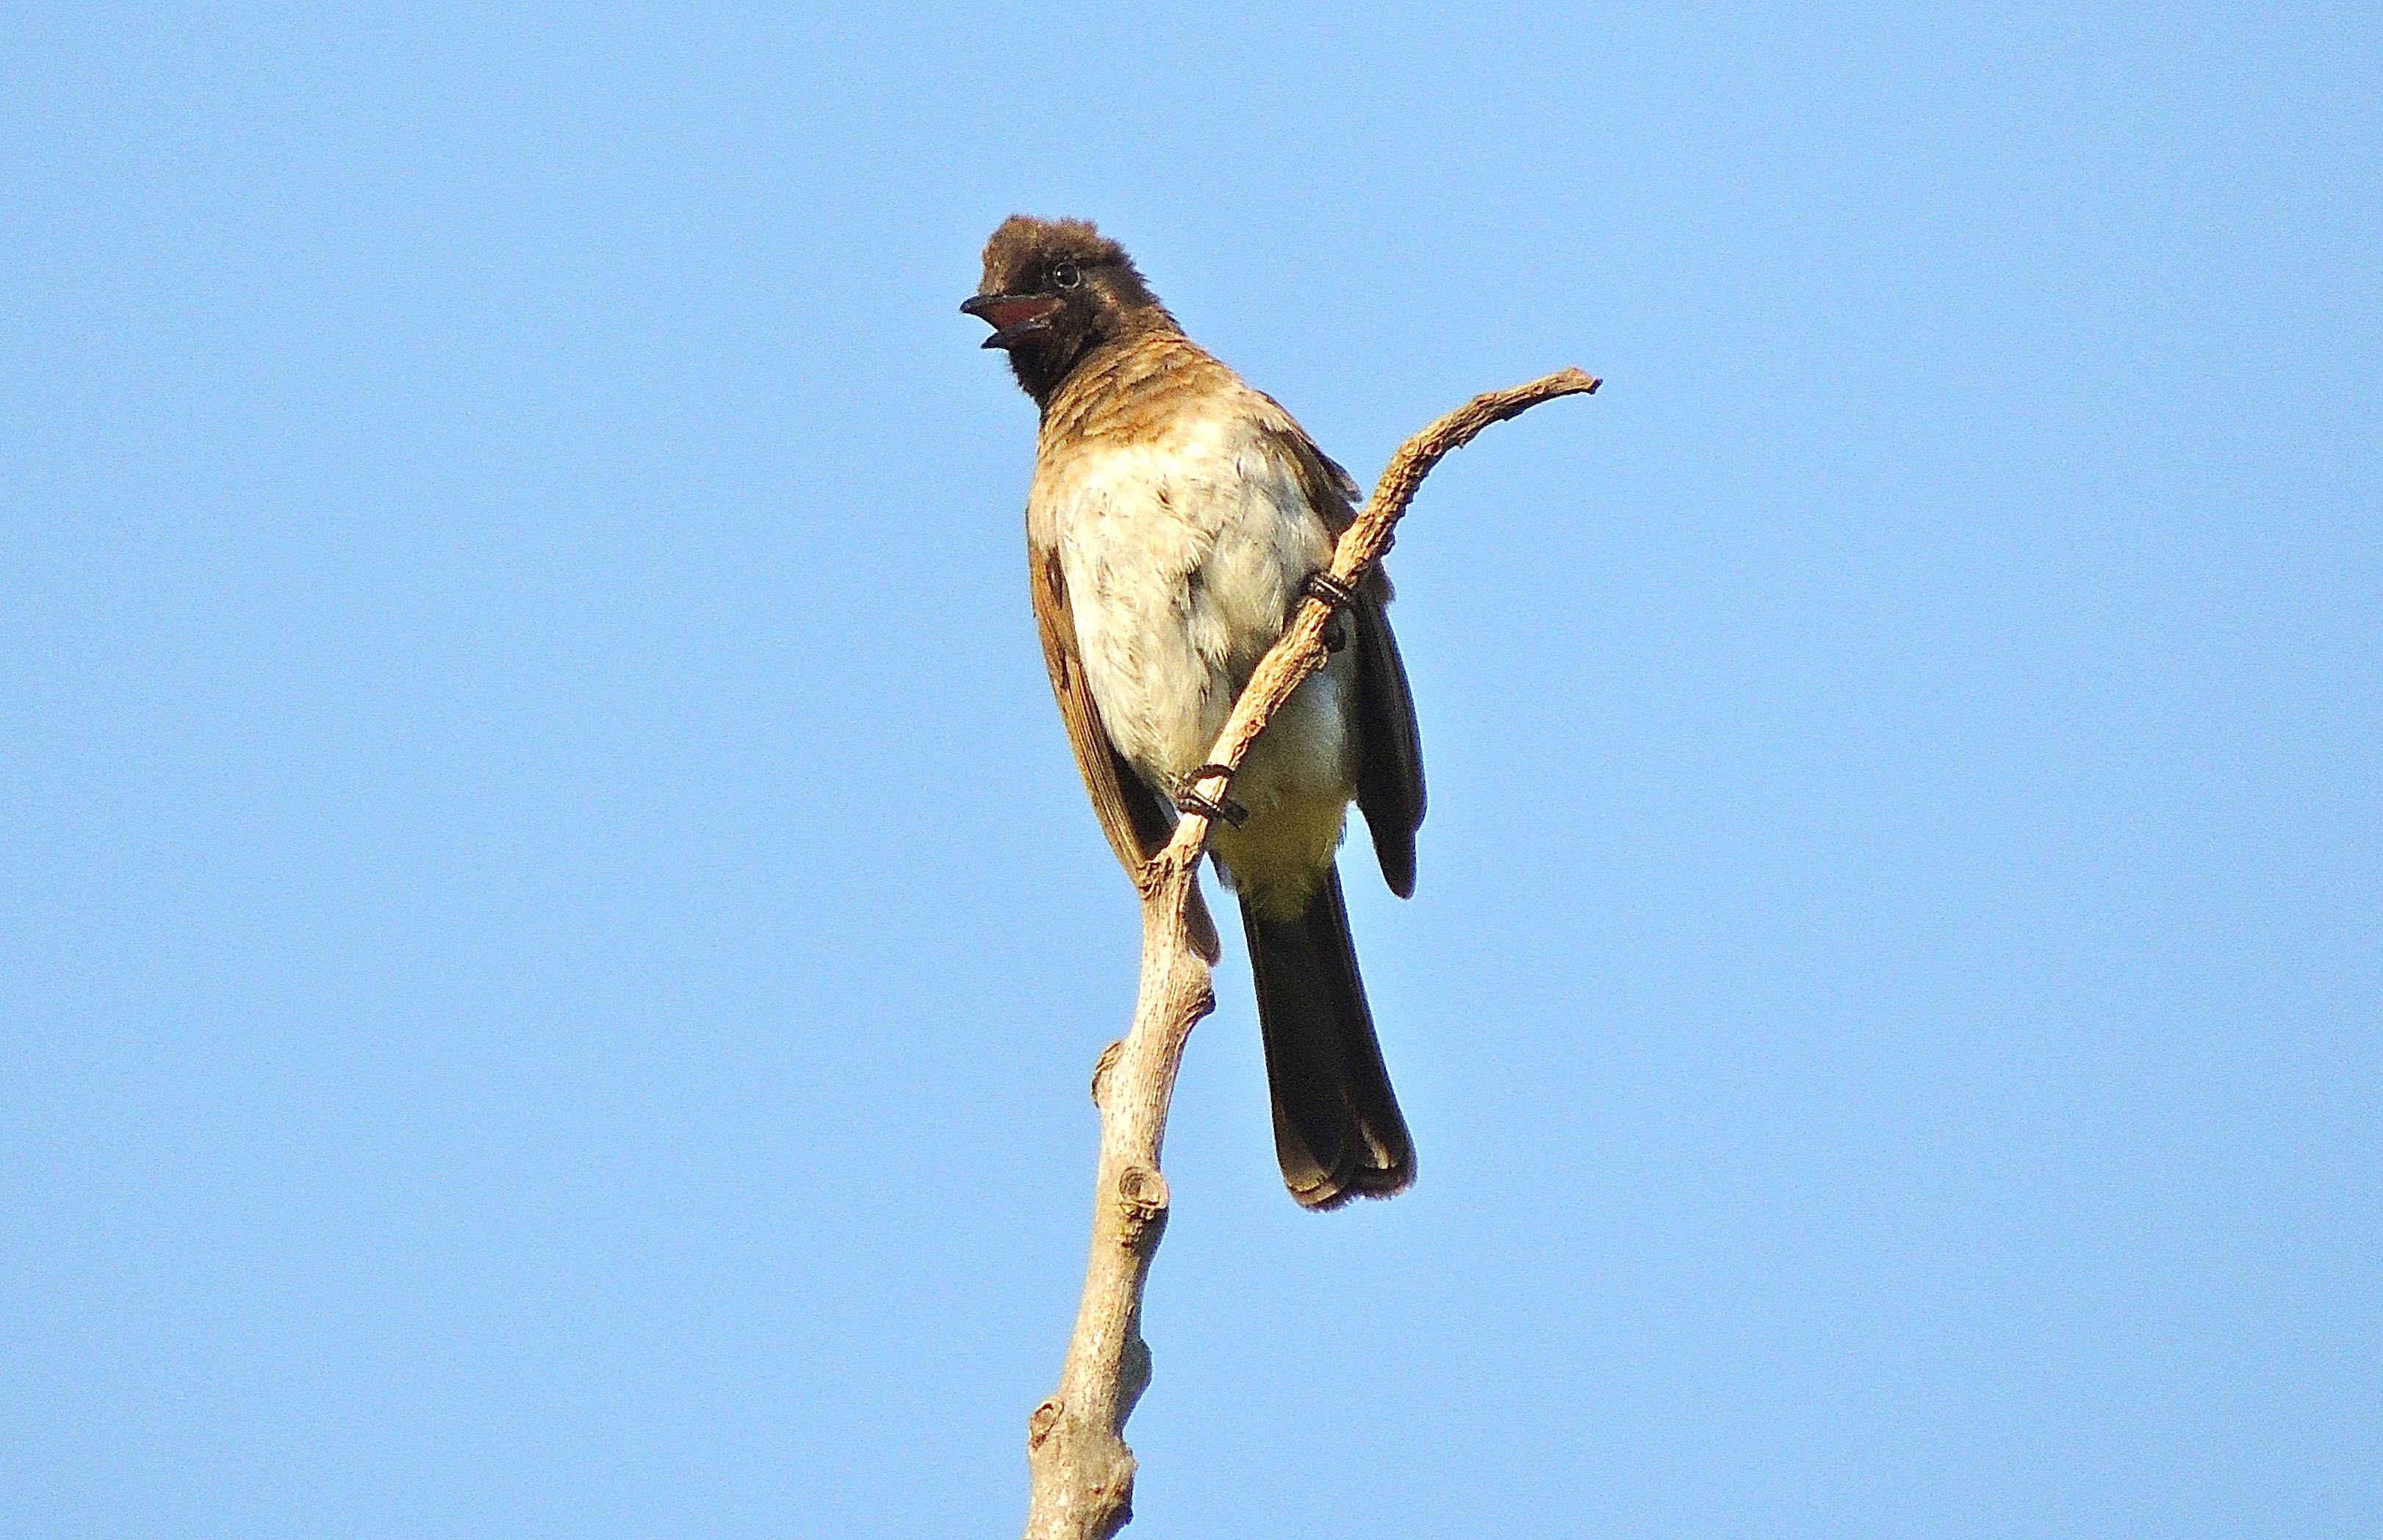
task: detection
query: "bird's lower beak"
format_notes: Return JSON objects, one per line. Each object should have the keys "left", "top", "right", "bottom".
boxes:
{"left": 961, "top": 292, "right": 1063, "bottom": 349}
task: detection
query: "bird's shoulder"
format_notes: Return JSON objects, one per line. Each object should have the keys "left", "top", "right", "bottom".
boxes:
{"left": 1036, "top": 331, "right": 1242, "bottom": 450}
{"left": 1030, "top": 331, "right": 1360, "bottom": 530}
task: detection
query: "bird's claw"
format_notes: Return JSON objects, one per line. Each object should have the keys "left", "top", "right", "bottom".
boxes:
{"left": 1174, "top": 764, "right": 1248, "bottom": 828}
{"left": 1302, "top": 570, "right": 1356, "bottom": 609}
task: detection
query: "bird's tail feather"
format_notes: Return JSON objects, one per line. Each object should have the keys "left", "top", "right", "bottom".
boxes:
{"left": 1241, "top": 867, "right": 1414, "bottom": 1209}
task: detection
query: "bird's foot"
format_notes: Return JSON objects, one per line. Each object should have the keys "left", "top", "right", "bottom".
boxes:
{"left": 1173, "top": 764, "right": 1248, "bottom": 828}
{"left": 1301, "top": 570, "right": 1356, "bottom": 608}
{"left": 1304, "top": 571, "right": 1354, "bottom": 651}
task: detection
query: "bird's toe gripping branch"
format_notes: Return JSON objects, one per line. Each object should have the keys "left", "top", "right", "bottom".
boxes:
{"left": 1172, "top": 764, "right": 1248, "bottom": 828}
{"left": 1300, "top": 569, "right": 1356, "bottom": 608}
{"left": 1301, "top": 570, "right": 1356, "bottom": 652}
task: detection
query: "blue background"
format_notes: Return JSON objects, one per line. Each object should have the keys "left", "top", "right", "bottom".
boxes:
{"left": 4, "top": 4, "right": 2376, "bottom": 1536}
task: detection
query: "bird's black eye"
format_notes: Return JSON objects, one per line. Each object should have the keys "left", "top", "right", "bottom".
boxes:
{"left": 1050, "top": 260, "right": 1082, "bottom": 289}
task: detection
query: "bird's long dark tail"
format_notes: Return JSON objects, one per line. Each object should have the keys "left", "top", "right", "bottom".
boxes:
{"left": 1241, "top": 866, "right": 1414, "bottom": 1209}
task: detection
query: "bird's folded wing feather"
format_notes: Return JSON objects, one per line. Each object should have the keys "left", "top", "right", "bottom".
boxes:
{"left": 1027, "top": 532, "right": 1221, "bottom": 960}
{"left": 1254, "top": 406, "right": 1428, "bottom": 896}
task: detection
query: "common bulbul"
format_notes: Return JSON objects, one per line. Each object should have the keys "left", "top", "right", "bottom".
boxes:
{"left": 966, "top": 215, "right": 1424, "bottom": 1209}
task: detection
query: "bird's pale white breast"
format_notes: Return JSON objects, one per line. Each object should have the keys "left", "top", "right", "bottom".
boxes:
{"left": 1036, "top": 398, "right": 1359, "bottom": 911}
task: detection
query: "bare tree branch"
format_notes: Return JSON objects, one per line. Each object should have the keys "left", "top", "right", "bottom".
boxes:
{"left": 1021, "top": 367, "right": 1600, "bottom": 1540}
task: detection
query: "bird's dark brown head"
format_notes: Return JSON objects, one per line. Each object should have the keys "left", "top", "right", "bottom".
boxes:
{"left": 963, "top": 215, "right": 1176, "bottom": 406}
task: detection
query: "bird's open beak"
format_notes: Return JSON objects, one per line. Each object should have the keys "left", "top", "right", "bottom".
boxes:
{"left": 961, "top": 292, "right": 1063, "bottom": 349}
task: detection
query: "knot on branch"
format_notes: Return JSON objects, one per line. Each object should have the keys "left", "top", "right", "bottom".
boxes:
{"left": 1024, "top": 1408, "right": 1138, "bottom": 1540}
{"left": 1119, "top": 1334, "right": 1152, "bottom": 1417}
{"left": 1114, "top": 1164, "right": 1169, "bottom": 1244}
{"left": 1090, "top": 1040, "right": 1124, "bottom": 1106}
{"left": 1027, "top": 1397, "right": 1064, "bottom": 1452}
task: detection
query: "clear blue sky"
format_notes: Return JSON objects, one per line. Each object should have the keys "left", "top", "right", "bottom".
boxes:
{"left": 4, "top": 5, "right": 2376, "bottom": 1536}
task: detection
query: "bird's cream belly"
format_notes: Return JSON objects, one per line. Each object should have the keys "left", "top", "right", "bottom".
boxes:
{"left": 1050, "top": 423, "right": 1356, "bottom": 917}
{"left": 1205, "top": 666, "right": 1359, "bottom": 919}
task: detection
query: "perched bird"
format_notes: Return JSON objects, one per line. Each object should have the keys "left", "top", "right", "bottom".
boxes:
{"left": 964, "top": 215, "right": 1426, "bottom": 1209}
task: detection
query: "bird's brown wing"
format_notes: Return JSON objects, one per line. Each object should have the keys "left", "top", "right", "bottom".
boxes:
{"left": 1260, "top": 411, "right": 1428, "bottom": 897}
{"left": 1344, "top": 588, "right": 1425, "bottom": 896}
{"left": 1027, "top": 535, "right": 1221, "bottom": 960}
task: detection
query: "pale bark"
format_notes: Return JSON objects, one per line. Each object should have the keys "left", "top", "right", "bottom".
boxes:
{"left": 1021, "top": 367, "right": 1600, "bottom": 1540}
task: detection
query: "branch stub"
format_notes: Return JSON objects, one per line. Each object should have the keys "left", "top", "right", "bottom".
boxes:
{"left": 1090, "top": 1040, "right": 1124, "bottom": 1105}
{"left": 1115, "top": 1164, "right": 1170, "bottom": 1241}
{"left": 1027, "top": 1397, "right": 1064, "bottom": 1451}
